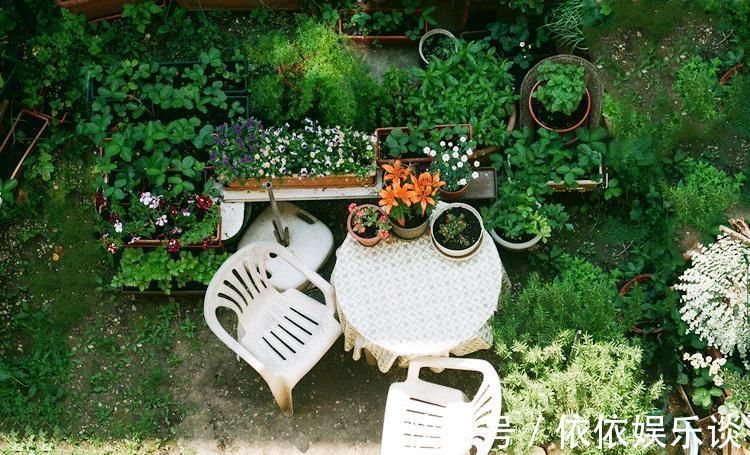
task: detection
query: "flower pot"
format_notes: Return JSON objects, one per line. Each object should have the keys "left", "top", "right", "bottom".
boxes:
{"left": 619, "top": 274, "right": 653, "bottom": 296}
{"left": 374, "top": 123, "right": 472, "bottom": 165}
{"left": 347, "top": 204, "right": 385, "bottom": 247}
{"left": 338, "top": 8, "right": 429, "bottom": 43}
{"left": 391, "top": 216, "right": 428, "bottom": 240}
{"left": 56, "top": 0, "right": 164, "bottom": 21}
{"left": 439, "top": 184, "right": 468, "bottom": 202}
{"left": 419, "top": 28, "right": 457, "bottom": 65}
{"left": 489, "top": 228, "right": 541, "bottom": 252}
{"left": 430, "top": 202, "right": 484, "bottom": 259}
{"left": 529, "top": 81, "right": 591, "bottom": 133}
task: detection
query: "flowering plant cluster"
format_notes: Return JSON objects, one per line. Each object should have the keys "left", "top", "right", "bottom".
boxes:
{"left": 679, "top": 351, "right": 729, "bottom": 410}
{"left": 347, "top": 204, "right": 391, "bottom": 240}
{"left": 378, "top": 160, "right": 445, "bottom": 226}
{"left": 426, "top": 135, "right": 480, "bottom": 192}
{"left": 676, "top": 235, "right": 750, "bottom": 366}
{"left": 99, "top": 192, "right": 220, "bottom": 254}
{"left": 210, "top": 118, "right": 377, "bottom": 183}
{"left": 436, "top": 211, "right": 472, "bottom": 248}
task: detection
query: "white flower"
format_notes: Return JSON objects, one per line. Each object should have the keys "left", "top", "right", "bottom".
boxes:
{"left": 459, "top": 136, "right": 466, "bottom": 143}
{"left": 439, "top": 141, "right": 446, "bottom": 147}
{"left": 452, "top": 151, "right": 459, "bottom": 159}
{"left": 714, "top": 375, "right": 724, "bottom": 387}
{"left": 474, "top": 160, "right": 480, "bottom": 167}
{"left": 458, "top": 178, "right": 467, "bottom": 186}
{"left": 114, "top": 221, "right": 123, "bottom": 233}
{"left": 461, "top": 155, "right": 468, "bottom": 162}
{"left": 471, "top": 171, "right": 479, "bottom": 179}
{"left": 520, "top": 41, "right": 526, "bottom": 47}
{"left": 423, "top": 146, "right": 430, "bottom": 154}
{"left": 457, "top": 161, "right": 464, "bottom": 168}
{"left": 430, "top": 150, "right": 437, "bottom": 157}
{"left": 155, "top": 215, "right": 168, "bottom": 227}
{"left": 452, "top": 146, "right": 459, "bottom": 152}
{"left": 442, "top": 154, "right": 450, "bottom": 162}
{"left": 140, "top": 192, "right": 153, "bottom": 206}
{"left": 467, "top": 149, "right": 473, "bottom": 156}
{"left": 182, "top": 208, "right": 190, "bottom": 217}
{"left": 149, "top": 196, "right": 161, "bottom": 209}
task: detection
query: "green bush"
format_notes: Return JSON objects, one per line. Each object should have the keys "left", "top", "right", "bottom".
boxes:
{"left": 674, "top": 56, "right": 722, "bottom": 121}
{"left": 245, "top": 18, "right": 380, "bottom": 130}
{"left": 493, "top": 257, "right": 631, "bottom": 347}
{"left": 496, "top": 333, "right": 664, "bottom": 453}
{"left": 666, "top": 159, "right": 744, "bottom": 234}
{"left": 411, "top": 40, "right": 516, "bottom": 147}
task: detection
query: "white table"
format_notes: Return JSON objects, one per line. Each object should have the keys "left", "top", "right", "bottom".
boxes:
{"left": 331, "top": 231, "right": 507, "bottom": 373}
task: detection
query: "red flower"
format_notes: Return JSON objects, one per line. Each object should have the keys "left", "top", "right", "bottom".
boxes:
{"left": 167, "top": 239, "right": 181, "bottom": 254}
{"left": 108, "top": 212, "right": 120, "bottom": 223}
{"left": 95, "top": 192, "right": 106, "bottom": 208}
{"left": 196, "top": 195, "right": 213, "bottom": 211}
{"left": 169, "top": 204, "right": 179, "bottom": 216}
{"left": 106, "top": 242, "right": 118, "bottom": 254}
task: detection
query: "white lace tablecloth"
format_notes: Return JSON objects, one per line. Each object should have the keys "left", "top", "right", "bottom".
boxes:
{"left": 331, "top": 232, "right": 507, "bottom": 372}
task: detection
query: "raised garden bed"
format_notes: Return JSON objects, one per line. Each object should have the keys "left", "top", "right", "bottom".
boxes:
{"left": 175, "top": 0, "right": 301, "bottom": 10}
{"left": 338, "top": 8, "right": 429, "bottom": 43}
{"left": 56, "top": 0, "right": 165, "bottom": 22}
{"left": 0, "top": 109, "right": 49, "bottom": 181}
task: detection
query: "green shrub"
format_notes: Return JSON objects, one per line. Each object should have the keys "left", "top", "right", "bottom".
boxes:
{"left": 378, "top": 67, "right": 418, "bottom": 127}
{"left": 533, "top": 61, "right": 587, "bottom": 116}
{"left": 245, "top": 18, "right": 379, "bottom": 130}
{"left": 493, "top": 258, "right": 631, "bottom": 347}
{"left": 496, "top": 333, "right": 664, "bottom": 453}
{"left": 666, "top": 159, "right": 744, "bottom": 234}
{"left": 411, "top": 40, "right": 516, "bottom": 147}
{"left": 674, "top": 56, "right": 722, "bottom": 121}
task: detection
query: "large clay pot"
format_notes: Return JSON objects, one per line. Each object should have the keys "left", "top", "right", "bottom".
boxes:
{"left": 391, "top": 216, "right": 429, "bottom": 240}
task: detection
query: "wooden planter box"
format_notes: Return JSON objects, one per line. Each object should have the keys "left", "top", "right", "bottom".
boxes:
{"left": 375, "top": 123, "right": 473, "bottom": 166}
{"left": 175, "top": 0, "right": 301, "bottom": 10}
{"left": 56, "top": 0, "right": 164, "bottom": 21}
{"left": 338, "top": 8, "right": 429, "bottom": 43}
{"left": 0, "top": 109, "right": 49, "bottom": 181}
{"left": 226, "top": 173, "right": 377, "bottom": 190}
{"left": 97, "top": 147, "right": 222, "bottom": 249}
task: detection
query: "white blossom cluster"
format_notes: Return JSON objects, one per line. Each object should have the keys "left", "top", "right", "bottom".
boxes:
{"left": 682, "top": 352, "right": 727, "bottom": 386}
{"left": 676, "top": 235, "right": 750, "bottom": 365}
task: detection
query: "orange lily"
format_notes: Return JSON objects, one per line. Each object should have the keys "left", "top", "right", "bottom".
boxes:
{"left": 427, "top": 171, "right": 446, "bottom": 195}
{"left": 378, "top": 180, "right": 414, "bottom": 214}
{"left": 409, "top": 174, "right": 436, "bottom": 213}
{"left": 382, "top": 160, "right": 411, "bottom": 184}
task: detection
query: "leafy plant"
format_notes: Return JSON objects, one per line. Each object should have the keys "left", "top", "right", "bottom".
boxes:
{"left": 412, "top": 40, "right": 516, "bottom": 147}
{"left": 665, "top": 159, "right": 744, "bottom": 234}
{"left": 674, "top": 56, "right": 722, "bottom": 121}
{"left": 533, "top": 61, "right": 587, "bottom": 116}
{"left": 487, "top": 16, "right": 549, "bottom": 69}
{"left": 436, "top": 211, "right": 472, "bottom": 248}
{"left": 500, "top": 0, "right": 545, "bottom": 15}
{"left": 344, "top": 0, "right": 436, "bottom": 40}
{"left": 0, "top": 178, "right": 18, "bottom": 209}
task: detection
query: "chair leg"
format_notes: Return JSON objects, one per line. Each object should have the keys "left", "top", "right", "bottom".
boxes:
{"left": 271, "top": 384, "right": 294, "bottom": 417}
{"left": 236, "top": 324, "right": 245, "bottom": 362}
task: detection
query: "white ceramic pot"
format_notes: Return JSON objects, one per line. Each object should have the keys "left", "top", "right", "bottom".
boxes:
{"left": 429, "top": 202, "right": 483, "bottom": 259}
{"left": 489, "top": 229, "right": 542, "bottom": 252}
{"left": 418, "top": 28, "right": 457, "bottom": 65}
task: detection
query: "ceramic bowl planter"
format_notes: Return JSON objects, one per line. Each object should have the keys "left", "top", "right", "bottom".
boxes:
{"left": 489, "top": 229, "right": 542, "bottom": 252}
{"left": 347, "top": 204, "right": 387, "bottom": 247}
{"left": 430, "top": 202, "right": 484, "bottom": 259}
{"left": 419, "top": 28, "right": 457, "bottom": 65}
{"left": 439, "top": 185, "right": 468, "bottom": 202}
{"left": 391, "top": 216, "right": 429, "bottom": 240}
{"left": 529, "top": 81, "right": 591, "bottom": 133}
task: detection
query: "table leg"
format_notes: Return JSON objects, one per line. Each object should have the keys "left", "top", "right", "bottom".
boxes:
{"left": 364, "top": 348, "right": 377, "bottom": 366}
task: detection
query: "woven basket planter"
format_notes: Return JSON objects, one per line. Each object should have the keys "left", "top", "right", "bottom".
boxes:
{"left": 519, "top": 54, "right": 603, "bottom": 133}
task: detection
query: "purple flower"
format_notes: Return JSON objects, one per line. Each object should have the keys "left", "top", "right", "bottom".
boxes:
{"left": 209, "top": 153, "right": 216, "bottom": 161}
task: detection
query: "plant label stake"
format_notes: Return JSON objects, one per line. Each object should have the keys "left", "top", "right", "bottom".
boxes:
{"left": 263, "top": 182, "right": 290, "bottom": 247}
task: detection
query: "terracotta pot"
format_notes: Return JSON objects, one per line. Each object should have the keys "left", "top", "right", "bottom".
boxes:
{"left": 439, "top": 184, "right": 468, "bottom": 202}
{"left": 489, "top": 228, "right": 541, "bottom": 252}
{"left": 529, "top": 81, "right": 591, "bottom": 133}
{"left": 391, "top": 216, "right": 428, "bottom": 240}
{"left": 56, "top": 0, "right": 164, "bottom": 21}
{"left": 619, "top": 274, "right": 653, "bottom": 296}
{"left": 347, "top": 204, "right": 385, "bottom": 247}
{"left": 429, "top": 202, "right": 484, "bottom": 259}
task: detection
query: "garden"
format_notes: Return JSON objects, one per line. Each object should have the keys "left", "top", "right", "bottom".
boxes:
{"left": 0, "top": 0, "right": 749, "bottom": 453}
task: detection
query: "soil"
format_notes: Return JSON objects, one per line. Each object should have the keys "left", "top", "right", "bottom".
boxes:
{"left": 496, "top": 228, "right": 535, "bottom": 244}
{"left": 433, "top": 207, "right": 482, "bottom": 251}
{"left": 399, "top": 213, "right": 427, "bottom": 229}
{"left": 530, "top": 86, "right": 589, "bottom": 131}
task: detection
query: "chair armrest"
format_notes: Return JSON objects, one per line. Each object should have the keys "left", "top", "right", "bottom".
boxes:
{"left": 271, "top": 244, "right": 337, "bottom": 314}
{"left": 204, "top": 303, "right": 268, "bottom": 377}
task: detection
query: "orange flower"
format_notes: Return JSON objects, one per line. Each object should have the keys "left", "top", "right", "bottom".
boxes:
{"left": 427, "top": 171, "right": 446, "bottom": 195}
{"left": 382, "top": 160, "right": 411, "bottom": 184}
{"left": 409, "top": 174, "right": 436, "bottom": 213}
{"left": 378, "top": 180, "right": 414, "bottom": 214}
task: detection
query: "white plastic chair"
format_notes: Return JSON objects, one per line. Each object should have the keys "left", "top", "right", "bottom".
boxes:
{"left": 204, "top": 241, "right": 342, "bottom": 416}
{"left": 380, "top": 357, "right": 502, "bottom": 455}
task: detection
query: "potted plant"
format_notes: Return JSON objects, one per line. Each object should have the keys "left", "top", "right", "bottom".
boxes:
{"left": 338, "top": 1, "right": 436, "bottom": 43}
{"left": 426, "top": 127, "right": 480, "bottom": 201}
{"left": 378, "top": 160, "right": 444, "bottom": 240}
{"left": 430, "top": 202, "right": 484, "bottom": 259}
{"left": 374, "top": 123, "right": 473, "bottom": 165}
{"left": 677, "top": 351, "right": 731, "bottom": 433}
{"left": 210, "top": 118, "right": 377, "bottom": 190}
{"left": 529, "top": 60, "right": 591, "bottom": 133}
{"left": 481, "top": 184, "right": 570, "bottom": 251}
{"left": 418, "top": 28, "right": 457, "bottom": 65}
{"left": 346, "top": 203, "right": 391, "bottom": 247}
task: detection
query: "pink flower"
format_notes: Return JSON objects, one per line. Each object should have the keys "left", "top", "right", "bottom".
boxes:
{"left": 379, "top": 214, "right": 387, "bottom": 222}
{"left": 379, "top": 230, "right": 389, "bottom": 239}
{"left": 356, "top": 210, "right": 365, "bottom": 218}
{"left": 348, "top": 203, "right": 357, "bottom": 213}
{"left": 167, "top": 239, "right": 181, "bottom": 254}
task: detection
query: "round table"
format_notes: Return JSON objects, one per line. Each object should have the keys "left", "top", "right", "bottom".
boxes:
{"left": 331, "top": 231, "right": 508, "bottom": 373}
